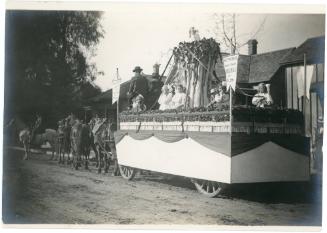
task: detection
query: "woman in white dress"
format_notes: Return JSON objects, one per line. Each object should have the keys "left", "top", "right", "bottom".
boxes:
{"left": 252, "top": 83, "right": 273, "bottom": 108}
{"left": 158, "top": 85, "right": 173, "bottom": 110}
{"left": 171, "top": 84, "right": 187, "bottom": 110}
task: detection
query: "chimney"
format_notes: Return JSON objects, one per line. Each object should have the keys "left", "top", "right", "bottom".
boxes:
{"left": 248, "top": 39, "right": 258, "bottom": 55}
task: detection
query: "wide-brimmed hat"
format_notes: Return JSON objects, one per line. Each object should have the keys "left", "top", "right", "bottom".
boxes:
{"left": 133, "top": 66, "right": 143, "bottom": 72}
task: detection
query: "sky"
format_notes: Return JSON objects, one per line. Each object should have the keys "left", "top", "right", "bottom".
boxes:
{"left": 92, "top": 5, "right": 325, "bottom": 91}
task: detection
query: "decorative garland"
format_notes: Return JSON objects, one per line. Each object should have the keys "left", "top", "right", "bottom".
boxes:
{"left": 120, "top": 105, "right": 303, "bottom": 125}
{"left": 120, "top": 111, "right": 230, "bottom": 123}
{"left": 120, "top": 104, "right": 230, "bottom": 116}
{"left": 120, "top": 104, "right": 230, "bottom": 123}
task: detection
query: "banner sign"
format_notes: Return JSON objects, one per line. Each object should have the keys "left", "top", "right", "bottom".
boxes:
{"left": 112, "top": 77, "right": 121, "bottom": 104}
{"left": 223, "top": 55, "right": 239, "bottom": 91}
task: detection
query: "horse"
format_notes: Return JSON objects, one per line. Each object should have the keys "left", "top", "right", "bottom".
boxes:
{"left": 13, "top": 116, "right": 59, "bottom": 160}
{"left": 93, "top": 120, "right": 110, "bottom": 173}
{"left": 87, "top": 118, "right": 100, "bottom": 168}
{"left": 93, "top": 119, "right": 119, "bottom": 175}
{"left": 57, "top": 119, "right": 73, "bottom": 164}
{"left": 70, "top": 121, "right": 93, "bottom": 170}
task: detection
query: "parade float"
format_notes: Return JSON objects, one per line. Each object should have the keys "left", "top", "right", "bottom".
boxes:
{"left": 114, "top": 37, "right": 310, "bottom": 197}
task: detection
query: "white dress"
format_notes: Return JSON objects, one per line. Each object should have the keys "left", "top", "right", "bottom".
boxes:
{"left": 158, "top": 93, "right": 173, "bottom": 110}
{"left": 252, "top": 93, "right": 273, "bottom": 108}
{"left": 171, "top": 92, "right": 187, "bottom": 109}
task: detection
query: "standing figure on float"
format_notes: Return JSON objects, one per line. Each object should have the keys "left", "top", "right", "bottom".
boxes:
{"left": 127, "top": 66, "right": 149, "bottom": 109}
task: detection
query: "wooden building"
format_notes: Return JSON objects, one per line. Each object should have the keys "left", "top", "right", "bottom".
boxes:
{"left": 281, "top": 36, "right": 324, "bottom": 134}
{"left": 281, "top": 36, "right": 325, "bottom": 173}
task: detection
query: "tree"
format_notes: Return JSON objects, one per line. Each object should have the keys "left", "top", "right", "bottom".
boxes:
{"left": 212, "top": 13, "right": 266, "bottom": 54}
{"left": 5, "top": 10, "right": 104, "bottom": 128}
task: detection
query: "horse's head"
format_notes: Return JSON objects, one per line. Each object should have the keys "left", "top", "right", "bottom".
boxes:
{"left": 70, "top": 122, "right": 83, "bottom": 149}
{"left": 99, "top": 120, "right": 116, "bottom": 141}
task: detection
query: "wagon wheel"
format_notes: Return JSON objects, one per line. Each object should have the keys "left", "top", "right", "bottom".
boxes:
{"left": 119, "top": 165, "right": 136, "bottom": 180}
{"left": 192, "top": 179, "right": 224, "bottom": 198}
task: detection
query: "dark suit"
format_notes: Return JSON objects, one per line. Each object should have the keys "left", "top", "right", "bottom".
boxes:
{"left": 128, "top": 75, "right": 149, "bottom": 102}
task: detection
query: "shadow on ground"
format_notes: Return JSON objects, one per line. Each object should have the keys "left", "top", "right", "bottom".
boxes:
{"left": 136, "top": 170, "right": 322, "bottom": 204}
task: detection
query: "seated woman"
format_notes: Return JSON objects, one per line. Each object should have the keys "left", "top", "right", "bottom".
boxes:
{"left": 171, "top": 84, "right": 187, "bottom": 110}
{"left": 132, "top": 94, "right": 147, "bottom": 112}
{"left": 206, "top": 85, "right": 229, "bottom": 109}
{"left": 158, "top": 85, "right": 173, "bottom": 110}
{"left": 252, "top": 83, "right": 273, "bottom": 108}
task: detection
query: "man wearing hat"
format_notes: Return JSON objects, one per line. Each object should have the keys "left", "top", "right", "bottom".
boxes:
{"left": 127, "top": 66, "right": 149, "bottom": 108}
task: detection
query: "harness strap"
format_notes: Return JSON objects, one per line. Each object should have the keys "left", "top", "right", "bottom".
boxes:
{"left": 97, "top": 140, "right": 112, "bottom": 158}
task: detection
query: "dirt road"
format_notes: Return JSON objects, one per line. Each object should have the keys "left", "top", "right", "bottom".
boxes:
{"left": 2, "top": 148, "right": 322, "bottom": 226}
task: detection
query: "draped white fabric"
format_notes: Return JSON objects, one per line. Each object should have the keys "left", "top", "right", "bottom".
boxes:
{"left": 164, "top": 57, "right": 215, "bottom": 108}
{"left": 294, "top": 65, "right": 315, "bottom": 99}
{"left": 117, "top": 135, "right": 231, "bottom": 183}
{"left": 116, "top": 136, "right": 309, "bottom": 183}
{"left": 293, "top": 65, "right": 315, "bottom": 136}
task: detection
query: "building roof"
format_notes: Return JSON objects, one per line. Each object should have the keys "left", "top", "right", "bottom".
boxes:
{"left": 87, "top": 75, "right": 163, "bottom": 104}
{"left": 236, "top": 55, "right": 251, "bottom": 83}
{"left": 87, "top": 89, "right": 111, "bottom": 103}
{"left": 280, "top": 36, "right": 325, "bottom": 65}
{"left": 216, "top": 36, "right": 325, "bottom": 84}
{"left": 214, "top": 48, "right": 294, "bottom": 84}
{"left": 87, "top": 79, "right": 130, "bottom": 104}
{"left": 247, "top": 48, "right": 295, "bottom": 83}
